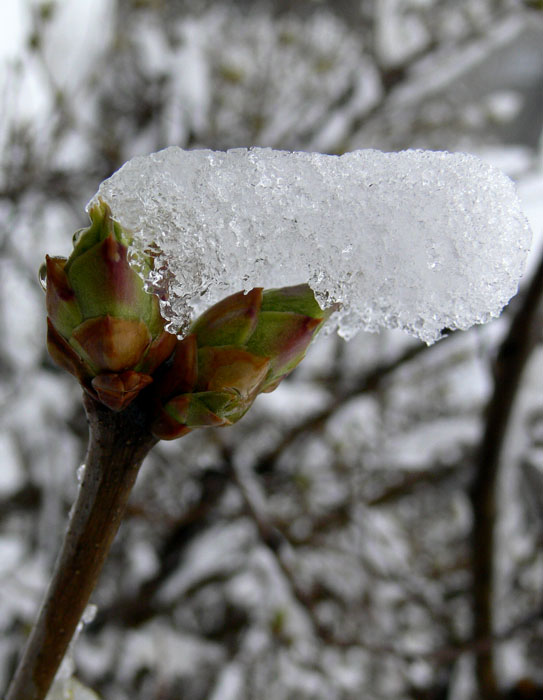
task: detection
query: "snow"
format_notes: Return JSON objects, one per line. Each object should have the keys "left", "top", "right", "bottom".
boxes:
{"left": 0, "top": 3, "right": 28, "bottom": 63}
{"left": 208, "top": 663, "right": 244, "bottom": 700}
{"left": 0, "top": 535, "right": 25, "bottom": 576}
{"left": 375, "top": 0, "right": 430, "bottom": 67}
{"left": 91, "top": 146, "right": 531, "bottom": 344}
{"left": 0, "top": 432, "right": 24, "bottom": 494}
{"left": 119, "top": 623, "right": 224, "bottom": 681}
{"left": 393, "top": 15, "right": 541, "bottom": 108}
{"left": 38, "top": 0, "right": 114, "bottom": 94}
{"left": 46, "top": 677, "right": 101, "bottom": 700}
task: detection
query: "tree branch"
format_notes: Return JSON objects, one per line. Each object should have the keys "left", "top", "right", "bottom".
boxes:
{"left": 256, "top": 339, "right": 434, "bottom": 474}
{"left": 470, "top": 252, "right": 543, "bottom": 700}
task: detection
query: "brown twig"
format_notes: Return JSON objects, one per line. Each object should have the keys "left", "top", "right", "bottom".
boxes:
{"left": 366, "top": 451, "right": 474, "bottom": 507}
{"left": 470, "top": 252, "right": 543, "bottom": 700}
{"left": 255, "top": 339, "right": 434, "bottom": 474}
{"left": 227, "top": 458, "right": 328, "bottom": 630}
{"left": 5, "top": 393, "right": 158, "bottom": 700}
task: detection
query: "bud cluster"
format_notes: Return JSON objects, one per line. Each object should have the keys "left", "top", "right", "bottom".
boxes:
{"left": 44, "top": 201, "right": 335, "bottom": 439}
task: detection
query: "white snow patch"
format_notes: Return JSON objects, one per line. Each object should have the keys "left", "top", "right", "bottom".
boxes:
{"left": 46, "top": 677, "right": 101, "bottom": 700}
{"left": 382, "top": 417, "right": 481, "bottom": 470}
{"left": 0, "top": 432, "right": 24, "bottom": 494}
{"left": 120, "top": 622, "right": 224, "bottom": 680}
{"left": 208, "top": 662, "right": 244, "bottom": 700}
{"left": 158, "top": 521, "right": 251, "bottom": 604}
{"left": 0, "top": 535, "right": 25, "bottom": 575}
{"left": 375, "top": 0, "right": 430, "bottom": 67}
{"left": 40, "top": 0, "right": 114, "bottom": 93}
{"left": 91, "top": 147, "right": 531, "bottom": 344}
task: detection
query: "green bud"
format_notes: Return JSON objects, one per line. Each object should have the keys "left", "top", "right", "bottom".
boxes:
{"left": 44, "top": 200, "right": 176, "bottom": 411}
{"left": 151, "top": 284, "right": 335, "bottom": 440}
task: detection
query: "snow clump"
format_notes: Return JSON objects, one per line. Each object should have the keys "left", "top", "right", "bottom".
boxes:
{"left": 90, "top": 147, "right": 532, "bottom": 343}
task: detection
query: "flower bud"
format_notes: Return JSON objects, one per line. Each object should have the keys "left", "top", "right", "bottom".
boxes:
{"left": 152, "top": 284, "right": 335, "bottom": 440}
{"left": 44, "top": 200, "right": 176, "bottom": 410}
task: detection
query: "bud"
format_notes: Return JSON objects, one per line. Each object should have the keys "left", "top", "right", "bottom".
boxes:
{"left": 151, "top": 285, "right": 336, "bottom": 440}
{"left": 44, "top": 200, "right": 176, "bottom": 411}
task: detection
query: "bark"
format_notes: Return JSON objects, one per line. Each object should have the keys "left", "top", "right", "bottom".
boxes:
{"left": 6, "top": 393, "right": 158, "bottom": 700}
{"left": 471, "top": 254, "right": 543, "bottom": 700}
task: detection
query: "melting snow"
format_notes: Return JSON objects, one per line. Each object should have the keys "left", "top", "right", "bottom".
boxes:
{"left": 90, "top": 147, "right": 531, "bottom": 343}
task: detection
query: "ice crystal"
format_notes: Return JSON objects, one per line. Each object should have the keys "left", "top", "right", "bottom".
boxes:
{"left": 90, "top": 147, "right": 531, "bottom": 343}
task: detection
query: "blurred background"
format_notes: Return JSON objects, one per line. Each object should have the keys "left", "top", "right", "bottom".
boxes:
{"left": 1, "top": 1, "right": 543, "bottom": 699}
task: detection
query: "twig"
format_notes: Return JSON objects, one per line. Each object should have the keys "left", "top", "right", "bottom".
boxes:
{"left": 224, "top": 448, "right": 543, "bottom": 666}
{"left": 223, "top": 452, "right": 326, "bottom": 630}
{"left": 256, "top": 339, "right": 433, "bottom": 474}
{"left": 5, "top": 393, "right": 158, "bottom": 700}
{"left": 470, "top": 251, "right": 543, "bottom": 700}
{"left": 366, "top": 452, "right": 474, "bottom": 507}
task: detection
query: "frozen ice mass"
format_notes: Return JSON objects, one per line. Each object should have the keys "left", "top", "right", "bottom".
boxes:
{"left": 90, "top": 147, "right": 532, "bottom": 343}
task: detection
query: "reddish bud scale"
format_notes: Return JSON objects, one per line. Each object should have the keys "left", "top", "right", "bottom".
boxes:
{"left": 151, "top": 285, "right": 335, "bottom": 440}
{"left": 45, "top": 201, "right": 176, "bottom": 411}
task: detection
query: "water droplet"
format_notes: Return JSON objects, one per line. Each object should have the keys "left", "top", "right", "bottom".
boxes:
{"left": 82, "top": 604, "right": 97, "bottom": 624}
{"left": 76, "top": 463, "right": 86, "bottom": 484}
{"left": 72, "top": 228, "right": 85, "bottom": 246}
{"left": 38, "top": 262, "right": 47, "bottom": 292}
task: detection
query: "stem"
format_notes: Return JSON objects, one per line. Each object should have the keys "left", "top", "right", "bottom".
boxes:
{"left": 6, "top": 393, "right": 158, "bottom": 700}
